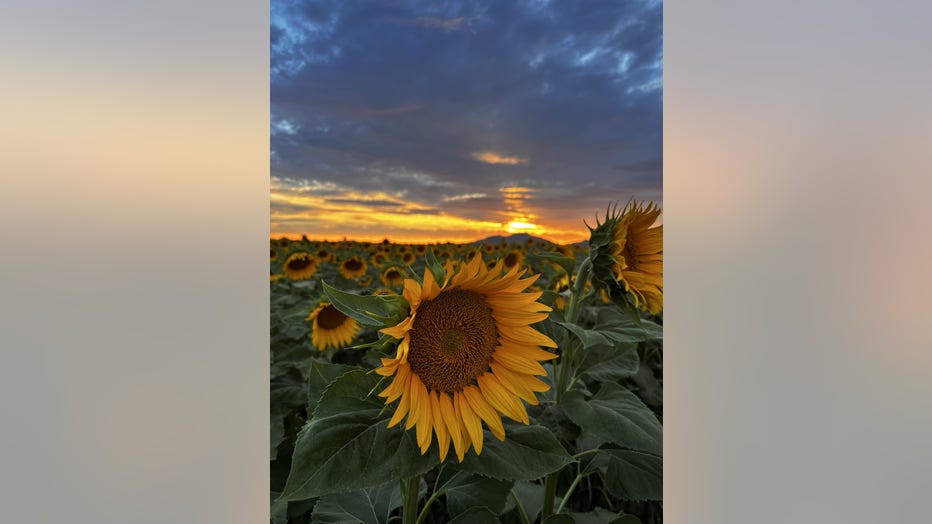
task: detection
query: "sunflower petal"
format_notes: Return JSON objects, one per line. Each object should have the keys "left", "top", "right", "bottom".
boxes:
{"left": 462, "top": 385, "right": 506, "bottom": 441}
{"left": 440, "top": 392, "right": 466, "bottom": 462}
{"left": 429, "top": 391, "right": 450, "bottom": 461}
{"left": 455, "top": 392, "right": 484, "bottom": 455}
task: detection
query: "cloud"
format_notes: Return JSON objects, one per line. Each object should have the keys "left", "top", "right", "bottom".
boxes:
{"left": 470, "top": 151, "right": 528, "bottom": 165}
{"left": 442, "top": 193, "right": 488, "bottom": 202}
{"left": 270, "top": 0, "right": 662, "bottom": 242}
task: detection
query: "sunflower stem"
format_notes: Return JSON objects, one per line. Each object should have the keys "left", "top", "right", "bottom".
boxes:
{"left": 556, "top": 464, "right": 585, "bottom": 514}
{"left": 402, "top": 476, "right": 420, "bottom": 524}
{"left": 554, "top": 258, "right": 592, "bottom": 402}
{"left": 541, "top": 471, "right": 558, "bottom": 520}
{"left": 510, "top": 487, "right": 532, "bottom": 524}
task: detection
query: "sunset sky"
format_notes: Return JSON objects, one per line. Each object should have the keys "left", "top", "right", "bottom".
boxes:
{"left": 271, "top": 0, "right": 662, "bottom": 244}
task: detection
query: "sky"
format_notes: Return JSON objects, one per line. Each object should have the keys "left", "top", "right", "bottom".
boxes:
{"left": 271, "top": 0, "right": 662, "bottom": 245}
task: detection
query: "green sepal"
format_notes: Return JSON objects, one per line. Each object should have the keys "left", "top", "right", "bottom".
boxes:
{"left": 322, "top": 281, "right": 410, "bottom": 327}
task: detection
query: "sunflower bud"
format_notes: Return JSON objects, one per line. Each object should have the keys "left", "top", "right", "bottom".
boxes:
{"left": 587, "top": 201, "right": 663, "bottom": 315}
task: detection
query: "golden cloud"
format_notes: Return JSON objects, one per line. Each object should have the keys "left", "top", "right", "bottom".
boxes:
{"left": 470, "top": 151, "right": 528, "bottom": 165}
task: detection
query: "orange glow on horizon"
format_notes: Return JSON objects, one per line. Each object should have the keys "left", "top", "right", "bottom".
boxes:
{"left": 269, "top": 177, "right": 608, "bottom": 245}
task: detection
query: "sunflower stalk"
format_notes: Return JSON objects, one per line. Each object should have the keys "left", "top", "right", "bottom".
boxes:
{"left": 554, "top": 257, "right": 592, "bottom": 401}
{"left": 544, "top": 258, "right": 594, "bottom": 519}
{"left": 401, "top": 476, "right": 420, "bottom": 524}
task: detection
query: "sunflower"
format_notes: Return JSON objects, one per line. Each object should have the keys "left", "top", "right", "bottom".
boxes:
{"left": 381, "top": 266, "right": 405, "bottom": 287}
{"left": 609, "top": 201, "right": 663, "bottom": 314}
{"left": 372, "top": 253, "right": 388, "bottom": 267}
{"left": 316, "top": 248, "right": 333, "bottom": 263}
{"left": 401, "top": 252, "right": 415, "bottom": 265}
{"left": 282, "top": 251, "right": 318, "bottom": 281}
{"left": 376, "top": 256, "right": 557, "bottom": 462}
{"left": 308, "top": 301, "right": 361, "bottom": 351}
{"left": 359, "top": 275, "right": 374, "bottom": 286}
{"left": 339, "top": 256, "right": 368, "bottom": 279}
{"left": 501, "top": 250, "right": 524, "bottom": 271}
{"left": 270, "top": 247, "right": 279, "bottom": 262}
{"left": 270, "top": 271, "right": 282, "bottom": 282}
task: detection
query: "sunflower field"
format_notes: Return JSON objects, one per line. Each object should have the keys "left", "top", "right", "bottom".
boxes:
{"left": 271, "top": 203, "right": 663, "bottom": 524}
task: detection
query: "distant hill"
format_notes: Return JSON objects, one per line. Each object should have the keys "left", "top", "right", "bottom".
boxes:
{"left": 472, "top": 233, "right": 546, "bottom": 246}
{"left": 472, "top": 233, "right": 588, "bottom": 247}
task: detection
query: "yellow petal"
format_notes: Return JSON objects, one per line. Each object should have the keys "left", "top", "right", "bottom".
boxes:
{"left": 455, "top": 392, "right": 484, "bottom": 455}
{"left": 439, "top": 392, "right": 466, "bottom": 462}
{"left": 499, "top": 343, "right": 559, "bottom": 362}
{"left": 462, "top": 385, "right": 506, "bottom": 441}
{"left": 405, "top": 373, "right": 423, "bottom": 430}
{"left": 402, "top": 278, "right": 422, "bottom": 309}
{"left": 493, "top": 350, "right": 548, "bottom": 376}
{"left": 477, "top": 373, "right": 530, "bottom": 424}
{"left": 422, "top": 267, "right": 440, "bottom": 300}
{"left": 416, "top": 385, "right": 433, "bottom": 454}
{"left": 387, "top": 380, "right": 411, "bottom": 428}
{"left": 498, "top": 325, "right": 558, "bottom": 348}
{"left": 429, "top": 391, "right": 450, "bottom": 461}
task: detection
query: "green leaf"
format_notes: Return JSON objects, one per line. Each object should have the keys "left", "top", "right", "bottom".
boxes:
{"left": 448, "top": 506, "right": 500, "bottom": 524}
{"left": 557, "top": 321, "right": 611, "bottom": 349}
{"left": 442, "top": 471, "right": 512, "bottom": 519}
{"left": 424, "top": 248, "right": 446, "bottom": 287}
{"left": 576, "top": 343, "right": 639, "bottom": 382}
{"left": 561, "top": 384, "right": 662, "bottom": 454}
{"left": 531, "top": 251, "right": 577, "bottom": 276}
{"left": 630, "top": 365, "right": 663, "bottom": 409}
{"left": 306, "top": 360, "right": 360, "bottom": 417}
{"left": 271, "top": 364, "right": 309, "bottom": 410}
{"left": 502, "top": 480, "right": 546, "bottom": 523}
{"left": 310, "top": 481, "right": 403, "bottom": 524}
{"left": 278, "top": 371, "right": 438, "bottom": 501}
{"left": 273, "top": 303, "right": 314, "bottom": 340}
{"left": 271, "top": 403, "right": 285, "bottom": 461}
{"left": 270, "top": 492, "right": 288, "bottom": 524}
{"left": 603, "top": 449, "right": 663, "bottom": 502}
{"left": 458, "top": 425, "right": 573, "bottom": 481}
{"left": 568, "top": 507, "right": 643, "bottom": 524}
{"left": 596, "top": 307, "right": 662, "bottom": 344}
{"left": 322, "top": 281, "right": 409, "bottom": 327}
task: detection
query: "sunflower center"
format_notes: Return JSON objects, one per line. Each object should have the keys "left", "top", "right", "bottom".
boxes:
{"left": 504, "top": 253, "right": 518, "bottom": 267}
{"left": 344, "top": 259, "right": 363, "bottom": 271}
{"left": 317, "top": 305, "right": 347, "bottom": 330}
{"left": 386, "top": 269, "right": 400, "bottom": 280}
{"left": 288, "top": 257, "right": 312, "bottom": 271}
{"left": 270, "top": 249, "right": 276, "bottom": 258}
{"left": 407, "top": 289, "right": 498, "bottom": 393}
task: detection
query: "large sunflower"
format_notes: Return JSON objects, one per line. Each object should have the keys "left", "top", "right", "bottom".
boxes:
{"left": 283, "top": 251, "right": 318, "bottom": 281}
{"left": 609, "top": 201, "right": 663, "bottom": 314}
{"left": 339, "top": 256, "right": 368, "bottom": 279}
{"left": 376, "top": 255, "right": 557, "bottom": 462}
{"left": 308, "top": 301, "right": 361, "bottom": 351}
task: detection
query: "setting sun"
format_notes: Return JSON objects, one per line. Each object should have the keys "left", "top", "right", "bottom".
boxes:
{"left": 506, "top": 221, "right": 539, "bottom": 233}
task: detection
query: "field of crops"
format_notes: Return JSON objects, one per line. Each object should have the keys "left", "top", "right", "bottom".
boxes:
{"left": 270, "top": 205, "right": 663, "bottom": 524}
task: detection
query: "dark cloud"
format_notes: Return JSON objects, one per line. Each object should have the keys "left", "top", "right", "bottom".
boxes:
{"left": 271, "top": 0, "right": 662, "bottom": 237}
